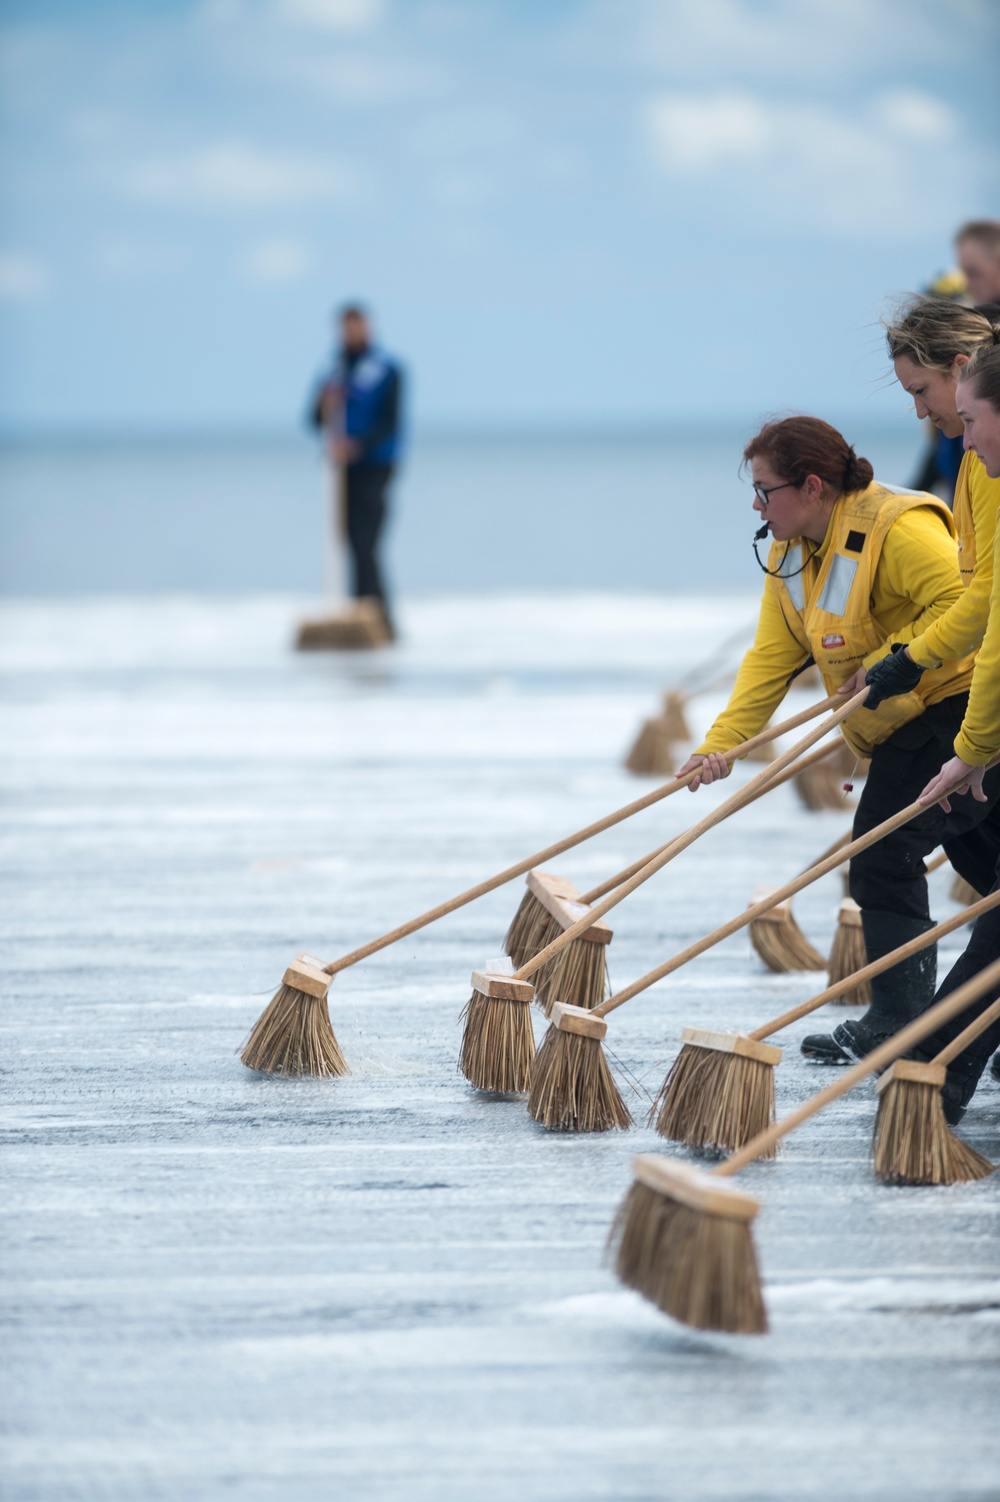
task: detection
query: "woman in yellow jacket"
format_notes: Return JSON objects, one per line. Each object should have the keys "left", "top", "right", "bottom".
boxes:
{"left": 680, "top": 414, "right": 1000, "bottom": 1065}
{"left": 907, "top": 345, "right": 1000, "bottom": 1119}
{"left": 800, "top": 299, "right": 1000, "bottom": 1063}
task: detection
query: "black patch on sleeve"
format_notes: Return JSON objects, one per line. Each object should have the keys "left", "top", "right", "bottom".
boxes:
{"left": 844, "top": 529, "right": 866, "bottom": 553}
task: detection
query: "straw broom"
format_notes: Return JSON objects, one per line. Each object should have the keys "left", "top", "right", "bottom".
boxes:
{"left": 625, "top": 692, "right": 691, "bottom": 776}
{"left": 624, "top": 625, "right": 751, "bottom": 776}
{"left": 516, "top": 692, "right": 870, "bottom": 1122}
{"left": 827, "top": 849, "right": 949, "bottom": 1004}
{"left": 524, "top": 746, "right": 838, "bottom": 1128}
{"left": 872, "top": 995, "right": 1000, "bottom": 1185}
{"left": 608, "top": 954, "right": 1000, "bottom": 1334}
{"left": 241, "top": 693, "right": 842, "bottom": 1077}
{"left": 951, "top": 871, "right": 983, "bottom": 905}
{"left": 793, "top": 739, "right": 864, "bottom": 811}
{"left": 748, "top": 827, "right": 849, "bottom": 974}
{"left": 504, "top": 870, "right": 612, "bottom": 1015}
{"left": 655, "top": 889, "right": 1000, "bottom": 1155}
{"left": 531, "top": 765, "right": 997, "bottom": 1137}
{"left": 507, "top": 742, "right": 840, "bottom": 1012}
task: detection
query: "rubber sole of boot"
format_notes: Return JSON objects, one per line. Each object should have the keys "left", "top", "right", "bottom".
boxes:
{"left": 800, "top": 1031, "right": 852, "bottom": 1064}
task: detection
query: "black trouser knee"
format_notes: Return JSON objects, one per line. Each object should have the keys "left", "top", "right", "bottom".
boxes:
{"left": 849, "top": 695, "right": 1000, "bottom": 921}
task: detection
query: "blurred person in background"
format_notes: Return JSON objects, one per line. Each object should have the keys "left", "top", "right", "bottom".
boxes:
{"left": 956, "top": 220, "right": 1000, "bottom": 315}
{"left": 909, "top": 223, "right": 1000, "bottom": 502}
{"left": 310, "top": 304, "right": 404, "bottom": 636}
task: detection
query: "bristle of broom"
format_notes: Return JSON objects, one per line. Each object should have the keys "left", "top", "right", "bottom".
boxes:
{"left": 534, "top": 937, "right": 609, "bottom": 1015}
{"left": 748, "top": 888, "right": 826, "bottom": 973}
{"left": 459, "top": 980, "right": 536, "bottom": 1093}
{"left": 743, "top": 723, "right": 776, "bottom": 763}
{"left": 650, "top": 1043, "right": 777, "bottom": 1156}
{"left": 950, "top": 872, "right": 982, "bottom": 906}
{"left": 527, "top": 1018, "right": 631, "bottom": 1132}
{"left": 504, "top": 889, "right": 552, "bottom": 970}
{"left": 872, "top": 1077, "right": 995, "bottom": 1186}
{"left": 624, "top": 716, "right": 682, "bottom": 776}
{"left": 793, "top": 759, "right": 851, "bottom": 811}
{"left": 608, "top": 1180, "right": 767, "bottom": 1335}
{"left": 827, "top": 898, "right": 870, "bottom": 1005}
{"left": 240, "top": 983, "right": 350, "bottom": 1077}
{"left": 505, "top": 880, "right": 610, "bottom": 1014}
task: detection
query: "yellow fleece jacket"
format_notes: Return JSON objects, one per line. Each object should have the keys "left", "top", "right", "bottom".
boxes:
{"left": 955, "top": 514, "right": 1000, "bottom": 765}
{"left": 908, "top": 451, "right": 1000, "bottom": 668}
{"left": 698, "top": 504, "right": 966, "bottom": 756}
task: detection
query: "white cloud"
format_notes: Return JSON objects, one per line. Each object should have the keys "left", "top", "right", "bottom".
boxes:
{"left": 125, "top": 142, "right": 356, "bottom": 208}
{"left": 877, "top": 89, "right": 957, "bottom": 143}
{"left": 0, "top": 253, "right": 49, "bottom": 301}
{"left": 642, "top": 87, "right": 973, "bottom": 233}
{"left": 645, "top": 92, "right": 772, "bottom": 173}
{"left": 275, "top": 0, "right": 383, "bottom": 32}
{"left": 243, "top": 235, "right": 313, "bottom": 282}
{"left": 628, "top": 0, "right": 970, "bottom": 83}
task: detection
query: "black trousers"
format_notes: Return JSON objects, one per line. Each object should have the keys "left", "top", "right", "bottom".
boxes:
{"left": 345, "top": 463, "right": 393, "bottom": 614}
{"left": 849, "top": 694, "right": 1000, "bottom": 920}
{"left": 921, "top": 882, "right": 1000, "bottom": 1066}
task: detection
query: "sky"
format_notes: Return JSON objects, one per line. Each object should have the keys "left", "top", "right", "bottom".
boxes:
{"left": 0, "top": 0, "right": 998, "bottom": 435}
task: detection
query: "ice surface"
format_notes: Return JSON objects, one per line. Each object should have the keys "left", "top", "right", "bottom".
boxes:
{"left": 1, "top": 593, "right": 998, "bottom": 1502}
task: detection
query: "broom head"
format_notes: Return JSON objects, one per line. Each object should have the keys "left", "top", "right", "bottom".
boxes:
{"left": 609, "top": 1154, "right": 767, "bottom": 1334}
{"left": 651, "top": 1028, "right": 781, "bottom": 1155}
{"left": 459, "top": 961, "right": 536, "bottom": 1093}
{"left": 527, "top": 1001, "right": 631, "bottom": 1132}
{"left": 827, "top": 897, "right": 870, "bottom": 1004}
{"left": 873, "top": 1059, "right": 995, "bottom": 1185}
{"left": 793, "top": 740, "right": 859, "bottom": 811}
{"left": 950, "top": 872, "right": 982, "bottom": 907}
{"left": 624, "top": 691, "right": 689, "bottom": 776}
{"left": 295, "top": 598, "right": 392, "bottom": 651}
{"left": 748, "top": 884, "right": 826, "bottom": 973}
{"left": 519, "top": 870, "right": 611, "bottom": 1014}
{"left": 240, "top": 953, "right": 350, "bottom": 1078}
{"left": 503, "top": 869, "right": 578, "bottom": 969}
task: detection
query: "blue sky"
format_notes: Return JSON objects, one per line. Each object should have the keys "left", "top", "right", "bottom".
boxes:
{"left": 1, "top": 0, "right": 998, "bottom": 434}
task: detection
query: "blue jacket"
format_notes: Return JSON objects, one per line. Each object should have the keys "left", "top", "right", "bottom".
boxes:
{"left": 334, "top": 346, "right": 403, "bottom": 466}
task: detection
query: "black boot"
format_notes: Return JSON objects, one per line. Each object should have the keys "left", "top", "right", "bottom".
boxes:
{"left": 801, "top": 909, "right": 936, "bottom": 1064}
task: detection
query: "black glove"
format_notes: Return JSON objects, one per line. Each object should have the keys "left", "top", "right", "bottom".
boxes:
{"left": 863, "top": 643, "right": 925, "bottom": 710}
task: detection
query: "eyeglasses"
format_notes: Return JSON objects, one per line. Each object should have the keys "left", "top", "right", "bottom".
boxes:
{"left": 751, "top": 481, "right": 797, "bottom": 507}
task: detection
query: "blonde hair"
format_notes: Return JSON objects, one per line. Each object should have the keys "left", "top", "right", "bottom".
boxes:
{"left": 884, "top": 295, "right": 1000, "bottom": 373}
{"left": 961, "top": 344, "right": 1000, "bottom": 414}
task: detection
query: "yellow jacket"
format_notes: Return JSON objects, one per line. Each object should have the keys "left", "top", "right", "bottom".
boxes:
{"left": 699, "top": 485, "right": 973, "bottom": 760}
{"left": 955, "top": 515, "right": 1000, "bottom": 765}
{"left": 908, "top": 451, "right": 1000, "bottom": 668}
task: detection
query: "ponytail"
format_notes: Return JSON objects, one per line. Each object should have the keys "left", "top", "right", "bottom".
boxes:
{"left": 743, "top": 416, "right": 872, "bottom": 499}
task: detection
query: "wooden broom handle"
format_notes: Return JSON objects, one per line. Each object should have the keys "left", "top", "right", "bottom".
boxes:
{"left": 595, "top": 782, "right": 961, "bottom": 1016}
{"left": 749, "top": 888, "right": 1000, "bottom": 1040}
{"left": 321, "top": 693, "right": 844, "bottom": 976}
{"left": 513, "top": 689, "right": 869, "bottom": 984}
{"left": 926, "top": 849, "right": 949, "bottom": 874}
{"left": 934, "top": 994, "right": 1000, "bottom": 1066}
{"left": 716, "top": 954, "right": 1000, "bottom": 1177}
{"left": 580, "top": 741, "right": 839, "bottom": 904}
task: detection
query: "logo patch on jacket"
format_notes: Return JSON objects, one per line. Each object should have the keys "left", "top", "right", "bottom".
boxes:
{"left": 845, "top": 530, "right": 866, "bottom": 553}
{"left": 821, "top": 632, "right": 846, "bottom": 649}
